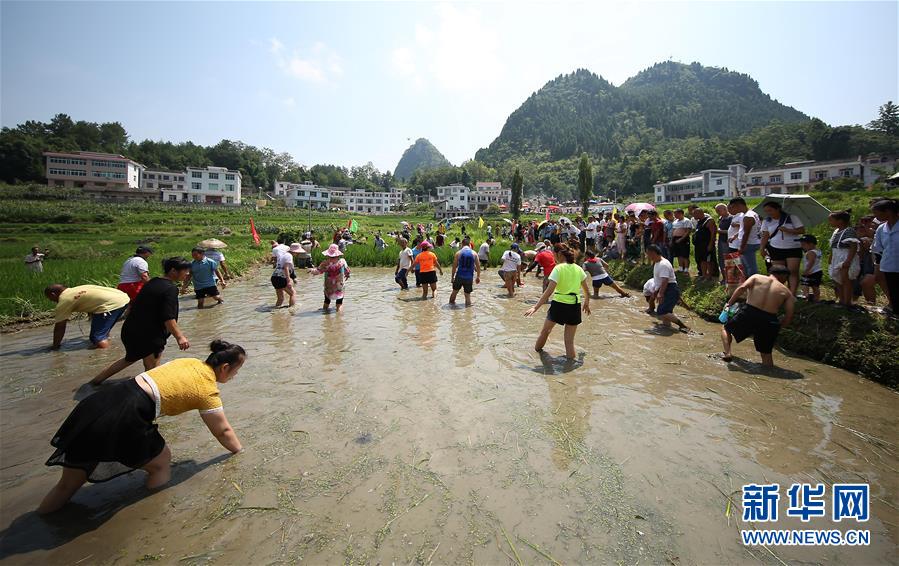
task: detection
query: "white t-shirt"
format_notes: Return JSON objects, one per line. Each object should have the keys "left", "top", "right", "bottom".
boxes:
{"left": 272, "top": 251, "right": 295, "bottom": 277}
{"left": 738, "top": 210, "right": 762, "bottom": 246}
{"left": 398, "top": 248, "right": 413, "bottom": 269}
{"left": 760, "top": 214, "right": 804, "bottom": 249}
{"left": 586, "top": 221, "right": 599, "bottom": 239}
{"left": 500, "top": 250, "right": 522, "bottom": 272}
{"left": 672, "top": 218, "right": 692, "bottom": 231}
{"left": 119, "top": 256, "right": 149, "bottom": 284}
{"left": 271, "top": 244, "right": 289, "bottom": 257}
{"left": 478, "top": 242, "right": 490, "bottom": 260}
{"left": 204, "top": 250, "right": 225, "bottom": 262}
{"left": 567, "top": 225, "right": 581, "bottom": 237}
{"left": 727, "top": 212, "right": 743, "bottom": 249}
{"left": 24, "top": 253, "right": 44, "bottom": 271}
{"left": 652, "top": 258, "right": 677, "bottom": 290}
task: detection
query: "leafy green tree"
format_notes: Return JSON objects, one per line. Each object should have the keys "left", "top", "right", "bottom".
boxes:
{"left": 577, "top": 153, "right": 593, "bottom": 216}
{"left": 510, "top": 168, "right": 523, "bottom": 219}
{"left": 868, "top": 101, "right": 899, "bottom": 136}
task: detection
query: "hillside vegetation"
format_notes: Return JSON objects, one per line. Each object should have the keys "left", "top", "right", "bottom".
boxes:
{"left": 475, "top": 63, "right": 899, "bottom": 199}
{"left": 394, "top": 138, "right": 453, "bottom": 182}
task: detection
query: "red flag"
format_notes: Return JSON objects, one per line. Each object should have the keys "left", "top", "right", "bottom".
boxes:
{"left": 250, "top": 218, "right": 260, "bottom": 246}
{"left": 347, "top": 218, "right": 353, "bottom": 229}
{"left": 545, "top": 208, "right": 550, "bottom": 222}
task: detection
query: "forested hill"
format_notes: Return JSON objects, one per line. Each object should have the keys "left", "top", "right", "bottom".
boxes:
{"left": 619, "top": 61, "right": 807, "bottom": 138}
{"left": 476, "top": 62, "right": 809, "bottom": 165}
{"left": 394, "top": 138, "right": 452, "bottom": 181}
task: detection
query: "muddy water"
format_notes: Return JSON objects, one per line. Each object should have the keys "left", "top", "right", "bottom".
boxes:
{"left": 1, "top": 269, "right": 896, "bottom": 565}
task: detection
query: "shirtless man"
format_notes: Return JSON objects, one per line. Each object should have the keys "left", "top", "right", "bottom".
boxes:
{"left": 720, "top": 265, "right": 795, "bottom": 367}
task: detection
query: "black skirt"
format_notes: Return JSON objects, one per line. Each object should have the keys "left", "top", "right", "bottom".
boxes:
{"left": 46, "top": 380, "right": 164, "bottom": 483}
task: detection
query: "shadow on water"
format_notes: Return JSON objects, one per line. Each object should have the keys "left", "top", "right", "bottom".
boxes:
{"left": 726, "top": 357, "right": 804, "bottom": 380}
{"left": 0, "top": 454, "right": 231, "bottom": 561}
{"left": 532, "top": 350, "right": 585, "bottom": 375}
{"left": 0, "top": 345, "right": 52, "bottom": 358}
{"left": 254, "top": 305, "right": 291, "bottom": 313}
{"left": 643, "top": 323, "right": 678, "bottom": 336}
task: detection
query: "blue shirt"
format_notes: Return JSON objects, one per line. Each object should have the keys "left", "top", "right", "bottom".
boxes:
{"left": 456, "top": 247, "right": 477, "bottom": 279}
{"left": 873, "top": 220, "right": 899, "bottom": 273}
{"left": 191, "top": 257, "right": 218, "bottom": 289}
{"left": 411, "top": 247, "right": 421, "bottom": 271}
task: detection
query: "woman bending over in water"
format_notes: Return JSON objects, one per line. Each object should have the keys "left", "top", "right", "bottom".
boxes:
{"left": 38, "top": 341, "right": 246, "bottom": 514}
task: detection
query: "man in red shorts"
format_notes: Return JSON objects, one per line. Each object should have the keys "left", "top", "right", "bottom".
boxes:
{"left": 117, "top": 246, "right": 153, "bottom": 301}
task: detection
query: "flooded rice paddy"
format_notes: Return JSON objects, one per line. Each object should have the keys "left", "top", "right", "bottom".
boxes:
{"left": 1, "top": 268, "right": 897, "bottom": 565}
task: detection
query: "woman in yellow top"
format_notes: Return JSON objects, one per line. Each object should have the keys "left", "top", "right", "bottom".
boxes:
{"left": 37, "top": 340, "right": 246, "bottom": 514}
{"left": 524, "top": 243, "right": 591, "bottom": 360}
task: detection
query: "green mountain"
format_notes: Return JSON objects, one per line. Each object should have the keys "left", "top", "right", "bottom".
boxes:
{"left": 475, "top": 62, "right": 809, "bottom": 165}
{"left": 394, "top": 138, "right": 452, "bottom": 181}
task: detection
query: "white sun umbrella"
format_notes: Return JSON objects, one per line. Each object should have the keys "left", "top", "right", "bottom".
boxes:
{"left": 198, "top": 238, "right": 228, "bottom": 249}
{"left": 752, "top": 194, "right": 831, "bottom": 227}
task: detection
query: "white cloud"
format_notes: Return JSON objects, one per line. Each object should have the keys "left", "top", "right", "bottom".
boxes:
{"left": 268, "top": 37, "right": 342, "bottom": 84}
{"left": 282, "top": 96, "right": 296, "bottom": 108}
{"left": 269, "top": 37, "right": 284, "bottom": 56}
{"left": 391, "top": 47, "right": 416, "bottom": 77}
{"left": 390, "top": 5, "right": 503, "bottom": 93}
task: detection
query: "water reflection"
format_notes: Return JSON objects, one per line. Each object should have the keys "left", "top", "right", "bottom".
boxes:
{"left": 540, "top": 351, "right": 593, "bottom": 471}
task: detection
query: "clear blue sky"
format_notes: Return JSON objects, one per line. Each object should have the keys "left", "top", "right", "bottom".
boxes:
{"left": 2, "top": 1, "right": 896, "bottom": 173}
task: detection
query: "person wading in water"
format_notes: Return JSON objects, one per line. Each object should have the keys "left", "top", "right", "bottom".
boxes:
{"left": 720, "top": 266, "right": 795, "bottom": 367}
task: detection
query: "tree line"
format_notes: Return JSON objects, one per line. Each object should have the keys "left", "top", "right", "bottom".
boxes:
{"left": 0, "top": 114, "right": 395, "bottom": 192}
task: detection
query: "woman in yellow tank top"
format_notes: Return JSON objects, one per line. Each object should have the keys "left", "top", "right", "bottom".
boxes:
{"left": 524, "top": 243, "right": 592, "bottom": 360}
{"left": 38, "top": 340, "right": 246, "bottom": 514}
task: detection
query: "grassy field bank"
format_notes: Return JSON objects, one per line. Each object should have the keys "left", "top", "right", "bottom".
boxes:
{"left": 605, "top": 261, "right": 899, "bottom": 388}
{"left": 0, "top": 186, "right": 523, "bottom": 324}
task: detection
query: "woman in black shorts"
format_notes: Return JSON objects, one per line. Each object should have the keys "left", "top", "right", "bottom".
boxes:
{"left": 524, "top": 243, "right": 592, "bottom": 360}
{"left": 90, "top": 257, "right": 192, "bottom": 385}
{"left": 759, "top": 201, "right": 805, "bottom": 294}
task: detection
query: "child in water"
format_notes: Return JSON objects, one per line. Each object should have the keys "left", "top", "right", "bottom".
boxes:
{"left": 310, "top": 243, "right": 351, "bottom": 312}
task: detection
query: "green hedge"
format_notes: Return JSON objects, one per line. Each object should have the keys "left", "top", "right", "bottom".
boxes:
{"left": 607, "top": 261, "right": 899, "bottom": 388}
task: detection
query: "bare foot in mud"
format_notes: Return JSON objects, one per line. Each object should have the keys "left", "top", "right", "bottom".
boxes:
{"left": 720, "top": 353, "right": 734, "bottom": 362}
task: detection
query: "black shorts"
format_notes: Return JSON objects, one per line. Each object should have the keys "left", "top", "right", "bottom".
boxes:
{"left": 768, "top": 246, "right": 802, "bottom": 261}
{"left": 800, "top": 271, "right": 823, "bottom": 287}
{"left": 123, "top": 329, "right": 165, "bottom": 362}
{"left": 271, "top": 275, "right": 290, "bottom": 290}
{"left": 419, "top": 271, "right": 438, "bottom": 285}
{"left": 479, "top": 259, "right": 488, "bottom": 269}
{"left": 195, "top": 286, "right": 220, "bottom": 299}
{"left": 671, "top": 239, "right": 690, "bottom": 258}
{"left": 547, "top": 300, "right": 582, "bottom": 326}
{"left": 452, "top": 277, "right": 473, "bottom": 293}
{"left": 586, "top": 238, "right": 596, "bottom": 248}
{"left": 724, "top": 304, "right": 781, "bottom": 354}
